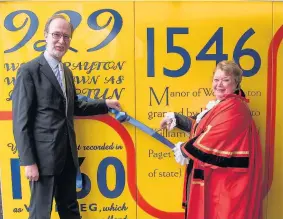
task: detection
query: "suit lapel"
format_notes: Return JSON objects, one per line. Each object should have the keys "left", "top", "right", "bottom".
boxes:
{"left": 63, "top": 65, "right": 74, "bottom": 115}
{"left": 38, "top": 54, "right": 65, "bottom": 97}
{"left": 63, "top": 65, "right": 72, "bottom": 99}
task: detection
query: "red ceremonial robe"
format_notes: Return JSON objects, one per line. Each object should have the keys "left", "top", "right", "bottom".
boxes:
{"left": 181, "top": 94, "right": 263, "bottom": 219}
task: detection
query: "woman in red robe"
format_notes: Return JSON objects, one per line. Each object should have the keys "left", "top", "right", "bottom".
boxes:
{"left": 161, "top": 61, "right": 263, "bottom": 219}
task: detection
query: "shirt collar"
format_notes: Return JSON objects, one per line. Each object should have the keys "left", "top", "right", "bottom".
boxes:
{"left": 44, "top": 51, "right": 60, "bottom": 71}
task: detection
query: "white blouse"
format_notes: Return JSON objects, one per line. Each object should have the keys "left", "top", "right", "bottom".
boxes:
{"left": 196, "top": 99, "right": 220, "bottom": 123}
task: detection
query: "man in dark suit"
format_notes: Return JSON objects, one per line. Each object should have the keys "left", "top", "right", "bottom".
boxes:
{"left": 12, "top": 14, "right": 121, "bottom": 219}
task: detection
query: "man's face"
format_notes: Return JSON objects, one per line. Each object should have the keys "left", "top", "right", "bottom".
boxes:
{"left": 45, "top": 18, "right": 71, "bottom": 60}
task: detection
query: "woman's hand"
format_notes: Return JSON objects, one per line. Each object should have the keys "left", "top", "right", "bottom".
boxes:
{"left": 160, "top": 112, "right": 176, "bottom": 131}
{"left": 173, "top": 142, "right": 189, "bottom": 165}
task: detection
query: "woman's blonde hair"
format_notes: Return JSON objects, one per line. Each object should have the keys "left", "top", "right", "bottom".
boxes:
{"left": 214, "top": 60, "right": 243, "bottom": 90}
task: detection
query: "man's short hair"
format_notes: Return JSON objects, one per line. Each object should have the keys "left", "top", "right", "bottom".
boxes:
{"left": 44, "top": 14, "right": 74, "bottom": 37}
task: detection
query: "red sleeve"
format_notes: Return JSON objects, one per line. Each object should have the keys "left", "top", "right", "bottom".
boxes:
{"left": 181, "top": 99, "right": 251, "bottom": 169}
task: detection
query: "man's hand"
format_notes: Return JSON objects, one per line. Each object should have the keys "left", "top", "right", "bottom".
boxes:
{"left": 25, "top": 164, "right": 39, "bottom": 181}
{"left": 106, "top": 99, "right": 121, "bottom": 111}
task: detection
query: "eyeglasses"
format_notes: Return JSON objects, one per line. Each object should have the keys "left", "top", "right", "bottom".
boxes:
{"left": 49, "top": 32, "right": 71, "bottom": 41}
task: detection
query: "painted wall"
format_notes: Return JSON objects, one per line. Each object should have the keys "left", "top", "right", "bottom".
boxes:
{"left": 0, "top": 1, "right": 282, "bottom": 218}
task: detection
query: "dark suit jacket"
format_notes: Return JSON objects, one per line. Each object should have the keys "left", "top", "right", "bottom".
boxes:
{"left": 12, "top": 54, "right": 108, "bottom": 175}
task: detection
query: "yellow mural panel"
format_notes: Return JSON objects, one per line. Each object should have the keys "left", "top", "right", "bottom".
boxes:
{"left": 135, "top": 1, "right": 272, "bottom": 218}
{"left": 0, "top": 1, "right": 282, "bottom": 219}
{"left": 0, "top": 2, "right": 136, "bottom": 219}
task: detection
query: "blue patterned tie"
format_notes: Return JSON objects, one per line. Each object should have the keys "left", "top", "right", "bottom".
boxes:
{"left": 55, "top": 63, "right": 64, "bottom": 91}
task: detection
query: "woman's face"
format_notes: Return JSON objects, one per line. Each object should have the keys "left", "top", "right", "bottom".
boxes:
{"left": 212, "top": 69, "right": 237, "bottom": 100}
